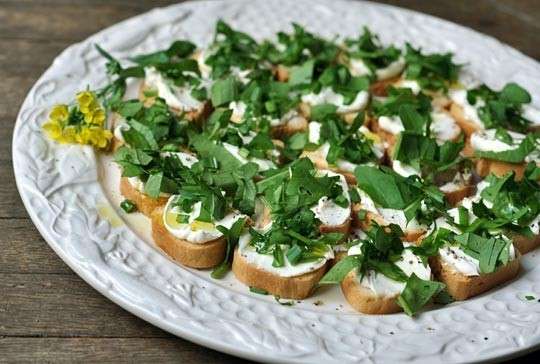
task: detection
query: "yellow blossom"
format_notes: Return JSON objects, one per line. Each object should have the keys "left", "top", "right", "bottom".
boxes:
{"left": 42, "top": 90, "right": 112, "bottom": 149}
{"left": 49, "top": 104, "right": 69, "bottom": 123}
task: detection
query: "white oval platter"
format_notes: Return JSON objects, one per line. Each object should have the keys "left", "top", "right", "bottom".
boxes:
{"left": 12, "top": 0, "right": 540, "bottom": 363}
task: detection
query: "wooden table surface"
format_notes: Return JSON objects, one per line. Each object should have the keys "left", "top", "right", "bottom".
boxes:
{"left": 2, "top": 0, "right": 540, "bottom": 362}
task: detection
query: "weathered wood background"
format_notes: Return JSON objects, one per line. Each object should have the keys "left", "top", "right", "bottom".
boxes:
{"left": 2, "top": 0, "right": 539, "bottom": 362}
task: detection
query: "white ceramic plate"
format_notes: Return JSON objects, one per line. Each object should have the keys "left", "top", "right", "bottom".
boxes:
{"left": 13, "top": 0, "right": 540, "bottom": 362}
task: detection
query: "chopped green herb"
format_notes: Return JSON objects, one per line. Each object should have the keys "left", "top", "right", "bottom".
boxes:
{"left": 120, "top": 199, "right": 137, "bottom": 213}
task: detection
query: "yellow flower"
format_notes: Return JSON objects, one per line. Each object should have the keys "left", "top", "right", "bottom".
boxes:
{"left": 43, "top": 90, "right": 111, "bottom": 149}
{"left": 76, "top": 91, "right": 94, "bottom": 108}
{"left": 42, "top": 120, "right": 63, "bottom": 139}
{"left": 49, "top": 104, "right": 69, "bottom": 123}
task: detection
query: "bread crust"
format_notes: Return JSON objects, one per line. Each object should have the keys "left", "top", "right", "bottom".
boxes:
{"left": 341, "top": 270, "right": 402, "bottom": 314}
{"left": 151, "top": 207, "right": 227, "bottom": 269}
{"left": 430, "top": 255, "right": 520, "bottom": 300}
{"left": 474, "top": 158, "right": 525, "bottom": 181}
{"left": 119, "top": 177, "right": 168, "bottom": 217}
{"left": 232, "top": 248, "right": 327, "bottom": 299}
{"left": 449, "top": 103, "right": 482, "bottom": 137}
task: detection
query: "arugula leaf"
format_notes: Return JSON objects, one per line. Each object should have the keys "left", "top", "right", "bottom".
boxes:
{"left": 404, "top": 43, "right": 460, "bottom": 91}
{"left": 288, "top": 59, "right": 315, "bottom": 86}
{"left": 212, "top": 218, "right": 247, "bottom": 279}
{"left": 355, "top": 165, "right": 421, "bottom": 209}
{"left": 500, "top": 83, "right": 531, "bottom": 105}
{"left": 467, "top": 83, "right": 534, "bottom": 131}
{"left": 319, "top": 255, "right": 359, "bottom": 284}
{"left": 131, "top": 40, "right": 196, "bottom": 66}
{"left": 211, "top": 77, "right": 238, "bottom": 106}
{"left": 454, "top": 233, "right": 512, "bottom": 274}
{"left": 191, "top": 133, "right": 242, "bottom": 171}
{"left": 398, "top": 104, "right": 427, "bottom": 134}
{"left": 397, "top": 274, "right": 445, "bottom": 316}
{"left": 345, "top": 27, "right": 401, "bottom": 74}
{"left": 478, "top": 237, "right": 508, "bottom": 274}
{"left": 144, "top": 172, "right": 163, "bottom": 198}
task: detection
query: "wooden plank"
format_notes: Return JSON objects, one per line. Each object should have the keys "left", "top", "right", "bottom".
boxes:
{"left": 0, "top": 161, "right": 35, "bottom": 219}
{"left": 0, "top": 1, "right": 179, "bottom": 42}
{"left": 0, "top": 273, "right": 170, "bottom": 338}
{"left": 376, "top": 0, "right": 540, "bottom": 61}
{"left": 0, "top": 218, "right": 71, "bottom": 274}
{"left": 0, "top": 337, "right": 249, "bottom": 363}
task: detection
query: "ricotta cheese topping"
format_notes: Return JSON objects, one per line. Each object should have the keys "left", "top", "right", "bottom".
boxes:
{"left": 144, "top": 67, "right": 203, "bottom": 112}
{"left": 394, "top": 79, "right": 421, "bottom": 95}
{"left": 348, "top": 242, "right": 431, "bottom": 296}
{"left": 378, "top": 115, "right": 404, "bottom": 135}
{"left": 392, "top": 160, "right": 420, "bottom": 177}
{"left": 310, "top": 171, "right": 351, "bottom": 226}
{"left": 162, "top": 195, "right": 246, "bottom": 244}
{"left": 357, "top": 189, "right": 426, "bottom": 232}
{"left": 302, "top": 87, "right": 369, "bottom": 114}
{"left": 237, "top": 233, "right": 333, "bottom": 277}
{"left": 523, "top": 105, "right": 540, "bottom": 127}
{"left": 378, "top": 111, "right": 460, "bottom": 143}
{"left": 349, "top": 57, "right": 405, "bottom": 81}
{"left": 470, "top": 129, "right": 524, "bottom": 153}
{"left": 229, "top": 101, "right": 247, "bottom": 123}
{"left": 430, "top": 111, "right": 461, "bottom": 143}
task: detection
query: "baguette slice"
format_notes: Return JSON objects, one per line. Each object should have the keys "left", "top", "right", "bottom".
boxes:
{"left": 232, "top": 248, "right": 327, "bottom": 299}
{"left": 505, "top": 231, "right": 540, "bottom": 254}
{"left": 352, "top": 203, "right": 425, "bottom": 242}
{"left": 319, "top": 218, "right": 351, "bottom": 236}
{"left": 119, "top": 177, "right": 168, "bottom": 217}
{"left": 475, "top": 158, "right": 525, "bottom": 181}
{"left": 341, "top": 270, "right": 402, "bottom": 314}
{"left": 443, "top": 184, "right": 476, "bottom": 206}
{"left": 300, "top": 149, "right": 357, "bottom": 185}
{"left": 429, "top": 255, "right": 520, "bottom": 300}
{"left": 271, "top": 114, "right": 308, "bottom": 139}
{"left": 449, "top": 103, "right": 482, "bottom": 137}
{"left": 151, "top": 207, "right": 226, "bottom": 269}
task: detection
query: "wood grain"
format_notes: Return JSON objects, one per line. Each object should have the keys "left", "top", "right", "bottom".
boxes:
{"left": 2, "top": 0, "right": 539, "bottom": 362}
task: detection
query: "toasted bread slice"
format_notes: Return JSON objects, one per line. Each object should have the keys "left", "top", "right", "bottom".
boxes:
{"left": 150, "top": 208, "right": 226, "bottom": 269}
{"left": 341, "top": 270, "right": 402, "bottom": 314}
{"left": 505, "top": 231, "right": 540, "bottom": 254}
{"left": 299, "top": 102, "right": 359, "bottom": 124}
{"left": 300, "top": 149, "right": 357, "bottom": 184}
{"left": 232, "top": 248, "right": 327, "bottom": 299}
{"left": 119, "top": 177, "right": 168, "bottom": 217}
{"left": 275, "top": 64, "right": 290, "bottom": 82}
{"left": 271, "top": 114, "right": 308, "bottom": 138}
{"left": 319, "top": 218, "right": 351, "bottom": 236}
{"left": 475, "top": 158, "right": 525, "bottom": 181}
{"left": 369, "top": 76, "right": 400, "bottom": 97}
{"left": 139, "top": 83, "right": 212, "bottom": 122}
{"left": 369, "top": 118, "right": 397, "bottom": 155}
{"left": 352, "top": 203, "right": 425, "bottom": 242}
{"left": 443, "top": 184, "right": 476, "bottom": 206}
{"left": 449, "top": 103, "right": 482, "bottom": 137}
{"left": 429, "top": 255, "right": 520, "bottom": 300}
